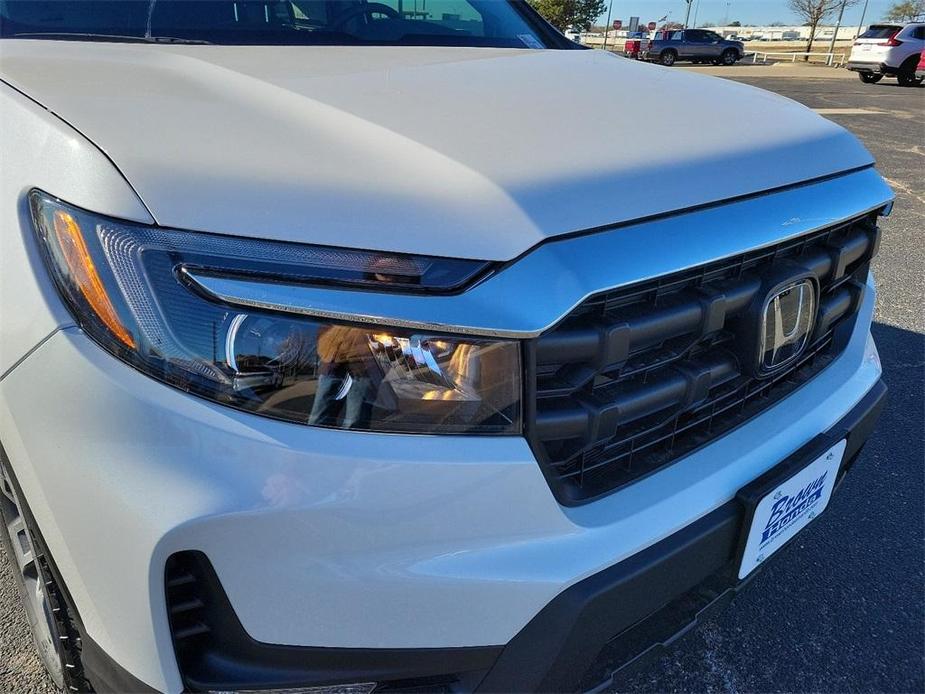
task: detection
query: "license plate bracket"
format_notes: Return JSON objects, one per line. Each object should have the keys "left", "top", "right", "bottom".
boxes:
{"left": 735, "top": 436, "right": 846, "bottom": 579}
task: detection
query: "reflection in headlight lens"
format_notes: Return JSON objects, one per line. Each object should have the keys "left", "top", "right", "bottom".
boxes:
{"left": 30, "top": 191, "right": 521, "bottom": 435}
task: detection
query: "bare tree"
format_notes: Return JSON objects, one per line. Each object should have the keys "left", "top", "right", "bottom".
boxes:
{"left": 884, "top": 0, "right": 925, "bottom": 22}
{"left": 788, "top": 0, "right": 858, "bottom": 57}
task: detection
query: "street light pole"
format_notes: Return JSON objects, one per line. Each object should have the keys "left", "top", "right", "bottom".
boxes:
{"left": 827, "top": 0, "right": 848, "bottom": 66}
{"left": 602, "top": 0, "right": 614, "bottom": 51}
{"left": 692, "top": 0, "right": 702, "bottom": 29}
{"left": 855, "top": 0, "right": 870, "bottom": 40}
{"left": 683, "top": 0, "right": 693, "bottom": 28}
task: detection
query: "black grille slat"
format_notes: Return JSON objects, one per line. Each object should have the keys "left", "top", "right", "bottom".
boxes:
{"left": 169, "top": 598, "right": 205, "bottom": 615}
{"left": 165, "top": 554, "right": 211, "bottom": 645}
{"left": 815, "top": 284, "right": 858, "bottom": 337}
{"left": 527, "top": 213, "right": 882, "bottom": 504}
{"left": 171, "top": 623, "right": 210, "bottom": 640}
{"left": 165, "top": 572, "right": 196, "bottom": 589}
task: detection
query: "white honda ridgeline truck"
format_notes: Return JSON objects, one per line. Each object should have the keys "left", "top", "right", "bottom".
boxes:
{"left": 0, "top": 1, "right": 891, "bottom": 693}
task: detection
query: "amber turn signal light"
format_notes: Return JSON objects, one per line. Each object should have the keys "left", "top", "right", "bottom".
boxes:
{"left": 51, "top": 210, "right": 135, "bottom": 348}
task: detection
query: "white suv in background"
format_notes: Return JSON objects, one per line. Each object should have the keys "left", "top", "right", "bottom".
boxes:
{"left": 848, "top": 23, "right": 925, "bottom": 86}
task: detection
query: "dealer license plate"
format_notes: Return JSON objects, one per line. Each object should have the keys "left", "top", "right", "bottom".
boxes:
{"left": 738, "top": 440, "right": 845, "bottom": 579}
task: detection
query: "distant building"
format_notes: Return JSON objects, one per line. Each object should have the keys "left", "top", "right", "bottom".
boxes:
{"left": 707, "top": 24, "right": 868, "bottom": 41}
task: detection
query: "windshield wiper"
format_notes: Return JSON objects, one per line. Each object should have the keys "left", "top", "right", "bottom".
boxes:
{"left": 8, "top": 32, "right": 211, "bottom": 44}
{"left": 149, "top": 36, "right": 212, "bottom": 44}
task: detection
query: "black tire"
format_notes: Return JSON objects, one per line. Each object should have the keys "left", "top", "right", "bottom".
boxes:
{"left": 897, "top": 70, "right": 924, "bottom": 87}
{"left": 0, "top": 454, "right": 90, "bottom": 692}
{"left": 721, "top": 48, "right": 738, "bottom": 65}
{"left": 660, "top": 49, "right": 677, "bottom": 66}
{"left": 858, "top": 72, "right": 883, "bottom": 84}
{"left": 897, "top": 56, "right": 924, "bottom": 86}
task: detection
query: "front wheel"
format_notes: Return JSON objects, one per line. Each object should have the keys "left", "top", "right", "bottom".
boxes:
{"left": 660, "top": 50, "right": 677, "bottom": 66}
{"left": 858, "top": 73, "right": 883, "bottom": 84}
{"left": 721, "top": 48, "right": 739, "bottom": 65}
{"left": 0, "top": 455, "right": 89, "bottom": 691}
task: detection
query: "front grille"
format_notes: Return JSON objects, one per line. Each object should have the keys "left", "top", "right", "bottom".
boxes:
{"left": 526, "top": 211, "right": 882, "bottom": 504}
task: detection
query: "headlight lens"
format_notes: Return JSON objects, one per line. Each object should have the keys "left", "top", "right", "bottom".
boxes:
{"left": 30, "top": 191, "right": 521, "bottom": 434}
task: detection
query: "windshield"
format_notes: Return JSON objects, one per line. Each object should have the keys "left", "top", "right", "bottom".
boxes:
{"left": 0, "top": 0, "right": 555, "bottom": 47}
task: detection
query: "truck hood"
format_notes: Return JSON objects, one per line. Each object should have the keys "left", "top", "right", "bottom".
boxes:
{"left": 0, "top": 41, "right": 873, "bottom": 261}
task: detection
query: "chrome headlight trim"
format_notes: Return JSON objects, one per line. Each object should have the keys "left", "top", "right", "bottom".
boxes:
{"left": 183, "top": 168, "right": 893, "bottom": 340}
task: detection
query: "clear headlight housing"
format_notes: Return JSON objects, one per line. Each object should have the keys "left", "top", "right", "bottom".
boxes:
{"left": 30, "top": 191, "right": 521, "bottom": 434}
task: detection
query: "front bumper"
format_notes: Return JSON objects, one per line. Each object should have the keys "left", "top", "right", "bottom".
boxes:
{"left": 2, "top": 375, "right": 886, "bottom": 694}
{"left": 0, "top": 265, "right": 884, "bottom": 692}
{"left": 144, "top": 372, "right": 885, "bottom": 694}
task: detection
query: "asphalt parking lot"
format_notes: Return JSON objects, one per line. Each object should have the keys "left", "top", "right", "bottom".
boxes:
{"left": 0, "top": 68, "right": 922, "bottom": 694}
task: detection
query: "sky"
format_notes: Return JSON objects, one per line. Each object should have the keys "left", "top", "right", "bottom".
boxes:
{"left": 595, "top": 0, "right": 895, "bottom": 28}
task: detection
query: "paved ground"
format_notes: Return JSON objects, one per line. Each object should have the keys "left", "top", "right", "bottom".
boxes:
{"left": 682, "top": 63, "right": 858, "bottom": 79}
{"left": 608, "top": 70, "right": 925, "bottom": 693}
{"left": 0, "top": 543, "right": 55, "bottom": 693}
{"left": 0, "top": 69, "right": 922, "bottom": 694}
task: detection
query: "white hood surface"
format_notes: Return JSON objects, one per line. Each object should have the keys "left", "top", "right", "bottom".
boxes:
{"left": 0, "top": 41, "right": 873, "bottom": 260}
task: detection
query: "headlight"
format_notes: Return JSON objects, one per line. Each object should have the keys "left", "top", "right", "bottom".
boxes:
{"left": 30, "top": 191, "right": 521, "bottom": 434}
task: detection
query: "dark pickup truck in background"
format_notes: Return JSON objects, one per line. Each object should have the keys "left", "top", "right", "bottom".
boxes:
{"left": 642, "top": 29, "right": 745, "bottom": 66}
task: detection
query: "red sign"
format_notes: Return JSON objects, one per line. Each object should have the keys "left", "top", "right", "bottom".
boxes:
{"left": 647, "top": 21, "right": 657, "bottom": 30}
{"left": 613, "top": 20, "right": 622, "bottom": 30}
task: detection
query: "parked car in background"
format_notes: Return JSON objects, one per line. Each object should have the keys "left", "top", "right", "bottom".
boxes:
{"left": 0, "top": 1, "right": 892, "bottom": 693}
{"left": 641, "top": 29, "right": 744, "bottom": 66}
{"left": 621, "top": 30, "right": 650, "bottom": 59}
{"left": 623, "top": 37, "right": 646, "bottom": 58}
{"left": 847, "top": 23, "right": 925, "bottom": 86}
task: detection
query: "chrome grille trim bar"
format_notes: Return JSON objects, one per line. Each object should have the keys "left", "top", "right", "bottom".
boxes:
{"left": 184, "top": 168, "right": 892, "bottom": 338}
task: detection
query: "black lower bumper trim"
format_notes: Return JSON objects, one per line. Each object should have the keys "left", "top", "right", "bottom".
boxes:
{"left": 847, "top": 62, "right": 899, "bottom": 76}
{"left": 833, "top": 378, "right": 887, "bottom": 468}
{"left": 149, "top": 380, "right": 885, "bottom": 694}
{"left": 580, "top": 569, "right": 757, "bottom": 692}
{"left": 81, "top": 635, "right": 159, "bottom": 694}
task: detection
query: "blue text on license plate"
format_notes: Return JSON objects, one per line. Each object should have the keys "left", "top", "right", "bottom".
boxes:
{"left": 739, "top": 440, "right": 845, "bottom": 579}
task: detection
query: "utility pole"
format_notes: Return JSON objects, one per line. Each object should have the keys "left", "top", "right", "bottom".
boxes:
{"left": 602, "top": 0, "right": 614, "bottom": 50}
{"left": 692, "top": 0, "right": 702, "bottom": 29}
{"left": 827, "top": 0, "right": 848, "bottom": 66}
{"left": 855, "top": 0, "right": 870, "bottom": 40}
{"left": 683, "top": 0, "right": 693, "bottom": 28}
